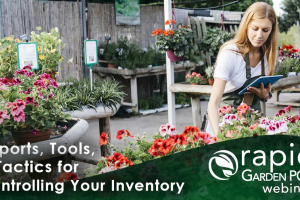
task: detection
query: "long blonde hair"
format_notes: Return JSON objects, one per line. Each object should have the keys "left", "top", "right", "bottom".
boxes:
{"left": 218, "top": 2, "right": 278, "bottom": 75}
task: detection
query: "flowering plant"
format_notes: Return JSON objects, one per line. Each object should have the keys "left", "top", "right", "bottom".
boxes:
{"left": 205, "top": 66, "right": 214, "bottom": 79}
{"left": 0, "top": 36, "right": 21, "bottom": 77}
{"left": 275, "top": 44, "right": 300, "bottom": 76}
{"left": 217, "top": 103, "right": 300, "bottom": 141}
{"left": 186, "top": 72, "right": 203, "bottom": 84}
{"left": 0, "top": 66, "right": 70, "bottom": 134}
{"left": 152, "top": 20, "right": 194, "bottom": 57}
{"left": 30, "top": 27, "right": 66, "bottom": 73}
{"left": 85, "top": 124, "right": 217, "bottom": 176}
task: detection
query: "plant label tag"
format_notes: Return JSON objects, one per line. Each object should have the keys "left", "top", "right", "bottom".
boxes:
{"left": 17, "top": 42, "right": 39, "bottom": 70}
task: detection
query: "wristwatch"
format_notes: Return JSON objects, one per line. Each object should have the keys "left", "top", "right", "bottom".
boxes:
{"left": 259, "top": 92, "right": 272, "bottom": 102}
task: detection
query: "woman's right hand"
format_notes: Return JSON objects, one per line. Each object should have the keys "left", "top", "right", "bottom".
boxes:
{"left": 207, "top": 77, "right": 227, "bottom": 136}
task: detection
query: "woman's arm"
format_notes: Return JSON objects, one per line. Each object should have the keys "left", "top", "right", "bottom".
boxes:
{"left": 207, "top": 77, "right": 227, "bottom": 136}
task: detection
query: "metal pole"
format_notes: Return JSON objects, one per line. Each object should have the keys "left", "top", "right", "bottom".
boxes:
{"left": 164, "top": 0, "right": 175, "bottom": 126}
{"left": 81, "top": 0, "right": 87, "bottom": 78}
{"left": 0, "top": 0, "right": 4, "bottom": 38}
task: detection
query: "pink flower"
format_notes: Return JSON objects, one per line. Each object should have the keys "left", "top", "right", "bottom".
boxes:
{"left": 225, "top": 130, "right": 234, "bottom": 138}
{"left": 0, "top": 83, "right": 7, "bottom": 91}
{"left": 49, "top": 93, "right": 54, "bottom": 99}
{"left": 159, "top": 125, "right": 169, "bottom": 137}
{"left": 26, "top": 71, "right": 35, "bottom": 77}
{"left": 13, "top": 111, "right": 25, "bottom": 122}
{"left": 210, "top": 137, "right": 218, "bottom": 144}
{"left": 5, "top": 102, "right": 12, "bottom": 109}
{"left": 23, "top": 65, "right": 32, "bottom": 70}
{"left": 0, "top": 78, "right": 10, "bottom": 85}
{"left": 50, "top": 80, "right": 58, "bottom": 88}
{"left": 25, "top": 88, "right": 31, "bottom": 94}
{"left": 38, "top": 91, "right": 44, "bottom": 99}
{"left": 32, "top": 129, "right": 37, "bottom": 135}
{"left": 284, "top": 105, "right": 292, "bottom": 112}
{"left": 169, "top": 125, "right": 176, "bottom": 136}
{"left": 34, "top": 102, "right": 39, "bottom": 107}
{"left": 12, "top": 78, "right": 22, "bottom": 86}
{"left": 26, "top": 97, "right": 34, "bottom": 104}
{"left": 15, "top": 99, "right": 25, "bottom": 110}
{"left": 0, "top": 110, "right": 10, "bottom": 124}
{"left": 40, "top": 73, "right": 51, "bottom": 79}
{"left": 15, "top": 69, "right": 28, "bottom": 76}
{"left": 33, "top": 80, "right": 45, "bottom": 88}
{"left": 200, "top": 132, "right": 211, "bottom": 144}
{"left": 219, "top": 114, "right": 239, "bottom": 126}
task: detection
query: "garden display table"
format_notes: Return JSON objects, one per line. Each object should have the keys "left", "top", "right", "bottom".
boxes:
{"left": 271, "top": 76, "right": 300, "bottom": 107}
{"left": 66, "top": 104, "right": 121, "bottom": 157}
{"left": 0, "top": 118, "right": 89, "bottom": 183}
{"left": 169, "top": 83, "right": 213, "bottom": 129}
{"left": 92, "top": 62, "right": 203, "bottom": 113}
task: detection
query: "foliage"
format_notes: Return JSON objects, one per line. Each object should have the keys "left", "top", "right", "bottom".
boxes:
{"left": 148, "top": 95, "right": 164, "bottom": 109}
{"left": 138, "top": 99, "right": 149, "bottom": 110}
{"left": 221, "top": 0, "right": 273, "bottom": 12}
{"left": 277, "top": 0, "right": 300, "bottom": 33}
{"left": 186, "top": 72, "right": 203, "bottom": 84}
{"left": 277, "top": 25, "right": 300, "bottom": 48}
{"left": 153, "top": 20, "right": 194, "bottom": 57}
{"left": 30, "top": 27, "right": 66, "bottom": 73}
{"left": 205, "top": 65, "right": 214, "bottom": 79}
{"left": 0, "top": 36, "right": 19, "bottom": 77}
{"left": 198, "top": 27, "right": 236, "bottom": 59}
{"left": 115, "top": 0, "right": 139, "bottom": 17}
{"left": 101, "top": 37, "right": 166, "bottom": 69}
{"left": 0, "top": 67, "right": 70, "bottom": 134}
{"left": 175, "top": 93, "right": 190, "bottom": 106}
{"left": 54, "top": 78, "right": 126, "bottom": 112}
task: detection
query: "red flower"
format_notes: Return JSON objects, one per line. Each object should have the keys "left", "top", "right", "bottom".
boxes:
{"left": 99, "top": 132, "right": 108, "bottom": 146}
{"left": 116, "top": 129, "right": 125, "bottom": 140}
{"left": 210, "top": 137, "right": 218, "bottom": 144}
{"left": 125, "top": 130, "right": 134, "bottom": 137}
{"left": 25, "top": 97, "right": 34, "bottom": 104}
{"left": 158, "top": 140, "right": 172, "bottom": 155}
{"left": 58, "top": 172, "right": 80, "bottom": 182}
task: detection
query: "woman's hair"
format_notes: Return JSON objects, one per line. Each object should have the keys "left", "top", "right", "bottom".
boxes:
{"left": 218, "top": 2, "right": 278, "bottom": 75}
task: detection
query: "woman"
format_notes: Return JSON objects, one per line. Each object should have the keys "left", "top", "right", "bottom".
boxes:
{"left": 206, "top": 2, "right": 278, "bottom": 136}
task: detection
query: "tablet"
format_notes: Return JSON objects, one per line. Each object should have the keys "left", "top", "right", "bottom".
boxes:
{"left": 238, "top": 75, "right": 283, "bottom": 95}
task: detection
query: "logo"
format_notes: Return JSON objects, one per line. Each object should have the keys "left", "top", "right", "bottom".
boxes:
{"left": 209, "top": 150, "right": 238, "bottom": 180}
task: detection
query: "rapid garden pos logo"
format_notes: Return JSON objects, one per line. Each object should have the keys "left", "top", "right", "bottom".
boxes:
{"left": 209, "top": 150, "right": 238, "bottom": 180}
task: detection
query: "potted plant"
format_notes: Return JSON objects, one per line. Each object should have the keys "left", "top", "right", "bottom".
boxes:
{"left": 186, "top": 72, "right": 203, "bottom": 85}
{"left": 152, "top": 20, "right": 194, "bottom": 62}
{"left": 30, "top": 27, "right": 66, "bottom": 78}
{"left": 0, "top": 36, "right": 20, "bottom": 81}
{"left": 0, "top": 66, "right": 70, "bottom": 145}
{"left": 198, "top": 28, "right": 235, "bottom": 64}
{"left": 275, "top": 45, "right": 300, "bottom": 77}
{"left": 205, "top": 66, "right": 214, "bottom": 85}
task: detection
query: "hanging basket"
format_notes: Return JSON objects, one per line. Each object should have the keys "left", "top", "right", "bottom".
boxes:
{"left": 167, "top": 50, "right": 185, "bottom": 62}
{"left": 12, "top": 128, "right": 52, "bottom": 146}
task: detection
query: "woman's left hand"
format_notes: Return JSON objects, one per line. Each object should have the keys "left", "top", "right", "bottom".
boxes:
{"left": 245, "top": 83, "right": 271, "bottom": 99}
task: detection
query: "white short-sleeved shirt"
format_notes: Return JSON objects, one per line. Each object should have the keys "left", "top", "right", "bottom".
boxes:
{"left": 214, "top": 44, "right": 268, "bottom": 94}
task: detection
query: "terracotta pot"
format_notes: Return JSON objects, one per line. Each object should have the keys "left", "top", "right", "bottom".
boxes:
{"left": 108, "top": 63, "right": 116, "bottom": 69}
{"left": 50, "top": 72, "right": 57, "bottom": 81}
{"left": 167, "top": 50, "right": 185, "bottom": 62}
{"left": 12, "top": 128, "right": 52, "bottom": 146}
{"left": 191, "top": 83, "right": 200, "bottom": 85}
{"left": 4, "top": 77, "right": 13, "bottom": 83}
{"left": 208, "top": 79, "right": 214, "bottom": 85}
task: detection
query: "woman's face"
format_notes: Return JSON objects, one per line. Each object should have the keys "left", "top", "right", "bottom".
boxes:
{"left": 247, "top": 18, "right": 273, "bottom": 48}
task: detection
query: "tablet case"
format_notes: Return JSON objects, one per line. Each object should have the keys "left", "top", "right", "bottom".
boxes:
{"left": 238, "top": 75, "right": 283, "bottom": 95}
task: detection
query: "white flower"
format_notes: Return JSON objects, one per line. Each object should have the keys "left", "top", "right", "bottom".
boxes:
{"left": 55, "top": 27, "right": 59, "bottom": 32}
